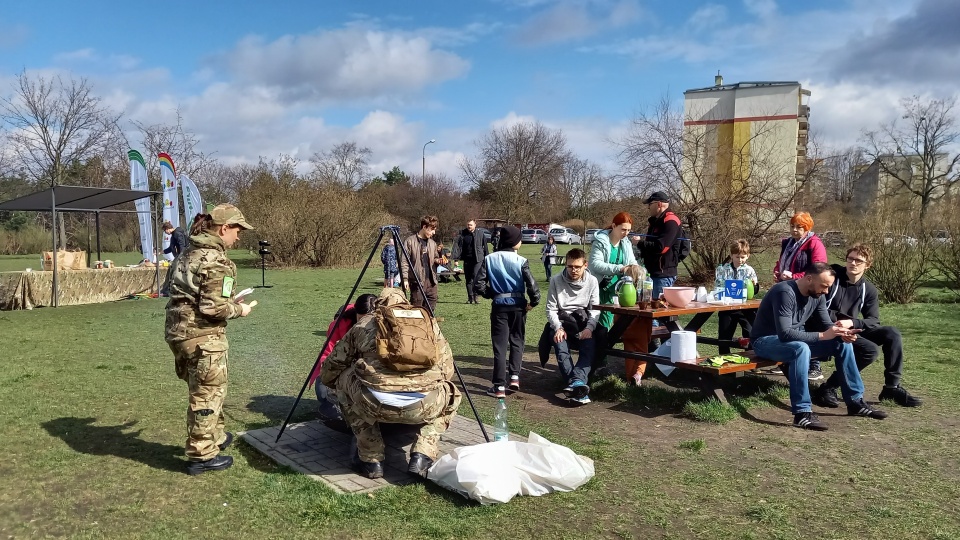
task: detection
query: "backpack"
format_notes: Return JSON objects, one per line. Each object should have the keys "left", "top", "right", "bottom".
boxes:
{"left": 374, "top": 301, "right": 441, "bottom": 372}
{"left": 665, "top": 211, "right": 692, "bottom": 262}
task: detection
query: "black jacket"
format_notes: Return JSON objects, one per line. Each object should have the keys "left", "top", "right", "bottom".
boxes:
{"left": 163, "top": 227, "right": 188, "bottom": 257}
{"left": 451, "top": 227, "right": 489, "bottom": 262}
{"left": 825, "top": 263, "right": 881, "bottom": 330}
{"left": 639, "top": 211, "right": 681, "bottom": 278}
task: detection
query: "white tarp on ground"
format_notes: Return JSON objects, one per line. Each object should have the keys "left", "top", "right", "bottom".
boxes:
{"left": 427, "top": 432, "right": 595, "bottom": 505}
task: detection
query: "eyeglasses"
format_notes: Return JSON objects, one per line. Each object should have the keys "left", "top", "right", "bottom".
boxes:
{"left": 845, "top": 257, "right": 867, "bottom": 266}
{"left": 566, "top": 264, "right": 585, "bottom": 270}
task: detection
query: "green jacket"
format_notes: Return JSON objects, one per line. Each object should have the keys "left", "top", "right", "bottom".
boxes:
{"left": 165, "top": 232, "right": 243, "bottom": 343}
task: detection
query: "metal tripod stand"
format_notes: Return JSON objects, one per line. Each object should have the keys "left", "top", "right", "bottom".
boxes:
{"left": 276, "top": 225, "right": 490, "bottom": 443}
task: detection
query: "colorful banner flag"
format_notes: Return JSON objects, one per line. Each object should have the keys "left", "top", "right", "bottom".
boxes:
{"left": 179, "top": 174, "right": 204, "bottom": 227}
{"left": 128, "top": 150, "right": 155, "bottom": 262}
{"left": 158, "top": 153, "right": 180, "bottom": 261}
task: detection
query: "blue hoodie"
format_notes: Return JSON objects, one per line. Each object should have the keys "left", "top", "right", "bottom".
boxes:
{"left": 473, "top": 250, "right": 540, "bottom": 311}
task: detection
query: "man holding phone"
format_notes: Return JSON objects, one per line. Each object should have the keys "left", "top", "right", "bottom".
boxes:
{"left": 813, "top": 244, "right": 922, "bottom": 408}
{"left": 750, "top": 262, "right": 887, "bottom": 430}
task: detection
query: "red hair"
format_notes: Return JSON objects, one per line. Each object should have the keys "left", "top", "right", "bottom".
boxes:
{"left": 610, "top": 212, "right": 633, "bottom": 228}
{"left": 790, "top": 212, "right": 814, "bottom": 231}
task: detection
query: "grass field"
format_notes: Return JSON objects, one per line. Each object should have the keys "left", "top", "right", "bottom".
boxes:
{"left": 1, "top": 245, "right": 958, "bottom": 539}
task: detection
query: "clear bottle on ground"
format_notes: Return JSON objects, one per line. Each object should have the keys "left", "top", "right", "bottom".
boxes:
{"left": 493, "top": 398, "right": 508, "bottom": 441}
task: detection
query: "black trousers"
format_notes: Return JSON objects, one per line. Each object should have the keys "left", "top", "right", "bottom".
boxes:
{"left": 410, "top": 281, "right": 438, "bottom": 313}
{"left": 717, "top": 310, "right": 755, "bottom": 354}
{"left": 463, "top": 259, "right": 480, "bottom": 302}
{"left": 490, "top": 309, "right": 526, "bottom": 387}
{"left": 823, "top": 326, "right": 905, "bottom": 389}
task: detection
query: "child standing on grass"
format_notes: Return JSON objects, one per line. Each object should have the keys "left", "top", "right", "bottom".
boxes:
{"left": 474, "top": 226, "right": 540, "bottom": 398}
{"left": 541, "top": 235, "right": 558, "bottom": 281}
{"left": 715, "top": 239, "right": 759, "bottom": 354}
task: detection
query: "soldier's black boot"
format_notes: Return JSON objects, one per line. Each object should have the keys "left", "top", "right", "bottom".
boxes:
{"left": 217, "top": 432, "right": 234, "bottom": 451}
{"left": 408, "top": 452, "right": 433, "bottom": 477}
{"left": 355, "top": 460, "right": 384, "bottom": 479}
{"left": 350, "top": 436, "right": 384, "bottom": 479}
{"left": 187, "top": 455, "right": 233, "bottom": 475}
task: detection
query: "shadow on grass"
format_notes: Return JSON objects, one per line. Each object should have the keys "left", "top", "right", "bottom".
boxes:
{"left": 589, "top": 372, "right": 795, "bottom": 425}
{"left": 246, "top": 394, "right": 321, "bottom": 430}
{"left": 41, "top": 417, "right": 185, "bottom": 473}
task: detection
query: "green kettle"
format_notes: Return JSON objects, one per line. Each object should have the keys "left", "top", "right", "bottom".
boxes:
{"left": 616, "top": 276, "right": 637, "bottom": 307}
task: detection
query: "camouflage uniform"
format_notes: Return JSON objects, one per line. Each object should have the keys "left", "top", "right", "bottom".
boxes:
{"left": 320, "top": 291, "right": 462, "bottom": 463}
{"left": 165, "top": 205, "right": 253, "bottom": 462}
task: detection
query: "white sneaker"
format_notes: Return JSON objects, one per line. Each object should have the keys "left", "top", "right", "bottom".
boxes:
{"left": 632, "top": 373, "right": 643, "bottom": 387}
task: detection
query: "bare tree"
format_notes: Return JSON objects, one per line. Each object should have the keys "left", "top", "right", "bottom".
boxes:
{"left": 309, "top": 142, "right": 372, "bottom": 189}
{"left": 862, "top": 96, "right": 960, "bottom": 222}
{"left": 617, "top": 96, "right": 815, "bottom": 281}
{"left": 381, "top": 173, "right": 476, "bottom": 240}
{"left": 1, "top": 71, "right": 122, "bottom": 248}
{"left": 1, "top": 71, "right": 121, "bottom": 187}
{"left": 559, "top": 157, "right": 606, "bottom": 237}
{"left": 823, "top": 146, "right": 867, "bottom": 204}
{"left": 132, "top": 108, "right": 215, "bottom": 190}
{"left": 460, "top": 121, "right": 569, "bottom": 223}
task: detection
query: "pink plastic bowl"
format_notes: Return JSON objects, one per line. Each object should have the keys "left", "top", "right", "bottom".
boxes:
{"left": 662, "top": 287, "right": 696, "bottom": 307}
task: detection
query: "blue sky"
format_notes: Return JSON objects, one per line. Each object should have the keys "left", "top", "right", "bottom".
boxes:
{"left": 2, "top": 0, "right": 957, "bottom": 183}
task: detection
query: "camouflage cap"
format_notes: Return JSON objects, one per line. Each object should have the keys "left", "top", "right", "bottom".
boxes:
{"left": 210, "top": 204, "right": 254, "bottom": 230}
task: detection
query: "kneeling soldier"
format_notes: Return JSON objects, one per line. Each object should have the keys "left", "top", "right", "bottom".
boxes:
{"left": 320, "top": 288, "right": 462, "bottom": 478}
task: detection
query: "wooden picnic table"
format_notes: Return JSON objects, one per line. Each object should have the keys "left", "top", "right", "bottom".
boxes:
{"left": 597, "top": 299, "right": 776, "bottom": 403}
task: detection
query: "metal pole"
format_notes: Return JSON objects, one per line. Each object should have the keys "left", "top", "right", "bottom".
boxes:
{"left": 95, "top": 212, "right": 102, "bottom": 264}
{"left": 50, "top": 186, "right": 58, "bottom": 308}
{"left": 153, "top": 194, "right": 161, "bottom": 294}
{"left": 422, "top": 139, "right": 435, "bottom": 179}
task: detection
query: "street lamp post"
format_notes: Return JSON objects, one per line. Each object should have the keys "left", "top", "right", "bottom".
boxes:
{"left": 422, "top": 139, "right": 436, "bottom": 179}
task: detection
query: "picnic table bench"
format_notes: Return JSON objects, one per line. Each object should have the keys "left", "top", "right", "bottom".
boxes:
{"left": 437, "top": 268, "right": 464, "bottom": 283}
{"left": 597, "top": 300, "right": 781, "bottom": 403}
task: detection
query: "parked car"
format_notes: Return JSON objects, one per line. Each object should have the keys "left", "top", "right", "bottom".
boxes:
{"left": 584, "top": 228, "right": 600, "bottom": 243}
{"left": 549, "top": 227, "right": 582, "bottom": 244}
{"left": 883, "top": 232, "right": 918, "bottom": 247}
{"left": 933, "top": 229, "right": 952, "bottom": 244}
{"left": 521, "top": 228, "right": 549, "bottom": 244}
{"left": 821, "top": 230, "right": 845, "bottom": 247}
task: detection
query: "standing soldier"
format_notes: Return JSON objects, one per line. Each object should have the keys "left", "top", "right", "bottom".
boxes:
{"left": 165, "top": 204, "right": 255, "bottom": 475}
{"left": 320, "top": 288, "right": 462, "bottom": 479}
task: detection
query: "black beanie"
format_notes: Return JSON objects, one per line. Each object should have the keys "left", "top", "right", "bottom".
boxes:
{"left": 497, "top": 226, "right": 522, "bottom": 251}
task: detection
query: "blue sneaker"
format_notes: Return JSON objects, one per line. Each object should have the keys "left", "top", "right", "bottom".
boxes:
{"left": 570, "top": 395, "right": 591, "bottom": 406}
{"left": 568, "top": 380, "right": 590, "bottom": 400}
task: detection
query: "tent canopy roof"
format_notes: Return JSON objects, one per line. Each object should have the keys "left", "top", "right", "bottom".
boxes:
{"left": 0, "top": 185, "right": 160, "bottom": 213}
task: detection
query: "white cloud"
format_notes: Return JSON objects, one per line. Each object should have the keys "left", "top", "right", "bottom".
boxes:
{"left": 512, "top": 0, "right": 643, "bottom": 46}
{"left": 743, "top": 0, "right": 777, "bottom": 19}
{"left": 491, "top": 111, "right": 539, "bottom": 130}
{"left": 218, "top": 27, "right": 470, "bottom": 105}
{"left": 0, "top": 22, "right": 29, "bottom": 49}
{"left": 687, "top": 4, "right": 728, "bottom": 31}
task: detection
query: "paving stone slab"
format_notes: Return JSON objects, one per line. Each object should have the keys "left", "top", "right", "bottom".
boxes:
{"left": 240, "top": 414, "right": 524, "bottom": 494}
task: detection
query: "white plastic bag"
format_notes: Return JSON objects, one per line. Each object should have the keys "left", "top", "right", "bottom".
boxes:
{"left": 653, "top": 340, "right": 676, "bottom": 376}
{"left": 427, "top": 432, "right": 595, "bottom": 505}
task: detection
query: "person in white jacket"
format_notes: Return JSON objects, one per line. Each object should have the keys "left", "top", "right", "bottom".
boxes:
{"left": 546, "top": 248, "right": 600, "bottom": 405}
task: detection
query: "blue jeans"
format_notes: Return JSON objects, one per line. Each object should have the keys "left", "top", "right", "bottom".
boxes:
{"left": 544, "top": 262, "right": 552, "bottom": 280}
{"left": 651, "top": 276, "right": 676, "bottom": 327}
{"left": 553, "top": 336, "right": 595, "bottom": 385}
{"left": 315, "top": 381, "right": 342, "bottom": 420}
{"left": 752, "top": 336, "right": 864, "bottom": 414}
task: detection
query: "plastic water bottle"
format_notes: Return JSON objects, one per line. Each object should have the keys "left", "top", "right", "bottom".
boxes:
{"left": 642, "top": 276, "right": 654, "bottom": 304}
{"left": 493, "top": 398, "right": 509, "bottom": 441}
